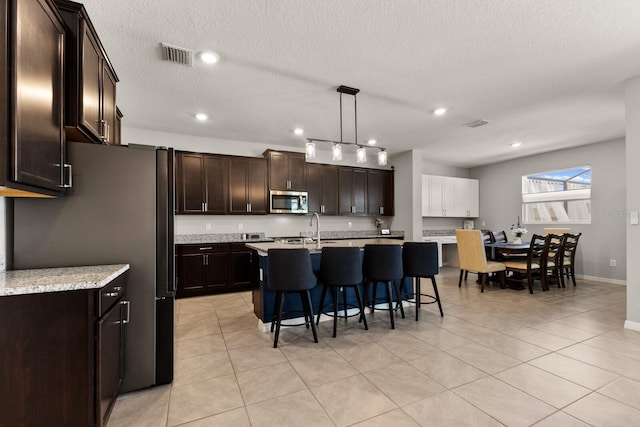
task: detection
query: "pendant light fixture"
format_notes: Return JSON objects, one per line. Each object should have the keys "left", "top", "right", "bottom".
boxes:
{"left": 307, "top": 85, "right": 389, "bottom": 166}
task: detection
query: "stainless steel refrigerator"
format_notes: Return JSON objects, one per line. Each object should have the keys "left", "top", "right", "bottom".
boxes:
{"left": 13, "top": 141, "right": 175, "bottom": 392}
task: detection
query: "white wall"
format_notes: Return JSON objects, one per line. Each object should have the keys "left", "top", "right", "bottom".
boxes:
{"left": 471, "top": 138, "right": 626, "bottom": 282}
{"left": 124, "top": 127, "right": 399, "bottom": 237}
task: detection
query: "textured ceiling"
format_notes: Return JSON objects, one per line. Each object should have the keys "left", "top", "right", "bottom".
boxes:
{"left": 81, "top": 0, "right": 640, "bottom": 167}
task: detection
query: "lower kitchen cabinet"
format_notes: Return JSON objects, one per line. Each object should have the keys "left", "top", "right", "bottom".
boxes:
{"left": 176, "top": 243, "right": 258, "bottom": 298}
{"left": 0, "top": 272, "right": 128, "bottom": 427}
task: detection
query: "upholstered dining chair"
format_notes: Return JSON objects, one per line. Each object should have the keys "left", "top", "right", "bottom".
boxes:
{"left": 502, "top": 234, "right": 549, "bottom": 294}
{"left": 559, "top": 232, "right": 582, "bottom": 287}
{"left": 455, "top": 230, "right": 506, "bottom": 292}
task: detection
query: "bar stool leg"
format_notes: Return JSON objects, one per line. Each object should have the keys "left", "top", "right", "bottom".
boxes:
{"left": 415, "top": 277, "right": 421, "bottom": 321}
{"left": 432, "top": 276, "right": 443, "bottom": 317}
{"left": 302, "top": 290, "right": 318, "bottom": 343}
{"left": 273, "top": 291, "right": 286, "bottom": 348}
{"left": 353, "top": 285, "right": 368, "bottom": 330}
{"left": 332, "top": 286, "right": 339, "bottom": 338}
{"left": 394, "top": 280, "right": 405, "bottom": 319}
{"left": 271, "top": 291, "right": 282, "bottom": 332}
{"left": 386, "top": 281, "right": 395, "bottom": 329}
{"left": 316, "top": 284, "right": 328, "bottom": 325}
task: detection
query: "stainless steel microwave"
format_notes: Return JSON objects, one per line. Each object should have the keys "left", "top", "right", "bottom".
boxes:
{"left": 270, "top": 190, "right": 308, "bottom": 214}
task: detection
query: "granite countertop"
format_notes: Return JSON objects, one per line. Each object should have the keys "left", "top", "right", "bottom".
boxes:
{"left": 0, "top": 264, "right": 130, "bottom": 297}
{"left": 175, "top": 233, "right": 273, "bottom": 244}
{"left": 246, "top": 238, "right": 404, "bottom": 254}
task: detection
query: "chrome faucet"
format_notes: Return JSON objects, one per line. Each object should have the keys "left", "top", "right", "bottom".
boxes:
{"left": 310, "top": 211, "right": 321, "bottom": 249}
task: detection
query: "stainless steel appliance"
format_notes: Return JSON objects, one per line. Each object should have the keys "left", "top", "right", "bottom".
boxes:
{"left": 12, "top": 141, "right": 175, "bottom": 391}
{"left": 269, "top": 190, "right": 308, "bottom": 214}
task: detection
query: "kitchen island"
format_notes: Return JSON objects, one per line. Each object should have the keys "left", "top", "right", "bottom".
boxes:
{"left": 245, "top": 238, "right": 413, "bottom": 327}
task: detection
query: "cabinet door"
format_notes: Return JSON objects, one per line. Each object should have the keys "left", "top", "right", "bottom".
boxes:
{"left": 204, "top": 252, "right": 228, "bottom": 290}
{"left": 177, "top": 253, "right": 207, "bottom": 296}
{"left": 338, "top": 167, "right": 354, "bottom": 215}
{"left": 177, "top": 153, "right": 205, "bottom": 213}
{"left": 11, "top": 0, "right": 65, "bottom": 192}
{"left": 352, "top": 168, "right": 367, "bottom": 215}
{"left": 247, "top": 158, "right": 267, "bottom": 214}
{"left": 421, "top": 175, "right": 431, "bottom": 217}
{"left": 229, "top": 249, "right": 256, "bottom": 287}
{"left": 267, "top": 151, "right": 289, "bottom": 190}
{"left": 203, "top": 155, "right": 227, "bottom": 214}
{"left": 442, "top": 177, "right": 456, "bottom": 216}
{"left": 367, "top": 170, "right": 383, "bottom": 216}
{"left": 96, "top": 298, "right": 124, "bottom": 427}
{"left": 228, "top": 157, "right": 249, "bottom": 214}
{"left": 81, "top": 24, "right": 102, "bottom": 141}
{"left": 382, "top": 170, "right": 394, "bottom": 216}
{"left": 321, "top": 165, "right": 339, "bottom": 215}
{"left": 288, "top": 153, "right": 307, "bottom": 191}
{"left": 306, "top": 163, "right": 322, "bottom": 213}
{"left": 454, "top": 178, "right": 479, "bottom": 217}
{"left": 101, "top": 64, "right": 117, "bottom": 144}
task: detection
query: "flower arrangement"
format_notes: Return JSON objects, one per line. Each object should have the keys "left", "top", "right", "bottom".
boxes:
{"left": 510, "top": 217, "right": 527, "bottom": 243}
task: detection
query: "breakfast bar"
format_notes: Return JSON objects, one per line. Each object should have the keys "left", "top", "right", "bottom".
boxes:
{"left": 245, "top": 238, "right": 413, "bottom": 326}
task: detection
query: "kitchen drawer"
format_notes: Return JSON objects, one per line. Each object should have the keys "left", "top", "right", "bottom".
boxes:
{"left": 98, "top": 273, "right": 127, "bottom": 317}
{"left": 178, "top": 243, "right": 230, "bottom": 255}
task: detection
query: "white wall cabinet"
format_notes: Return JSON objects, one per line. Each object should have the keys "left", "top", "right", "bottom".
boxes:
{"left": 422, "top": 174, "right": 479, "bottom": 217}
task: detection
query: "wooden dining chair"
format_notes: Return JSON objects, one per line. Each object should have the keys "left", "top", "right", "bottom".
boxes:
{"left": 559, "top": 233, "right": 582, "bottom": 287}
{"left": 542, "top": 233, "right": 565, "bottom": 288}
{"left": 502, "top": 234, "right": 549, "bottom": 294}
{"left": 455, "top": 230, "right": 506, "bottom": 292}
{"left": 490, "top": 230, "right": 508, "bottom": 243}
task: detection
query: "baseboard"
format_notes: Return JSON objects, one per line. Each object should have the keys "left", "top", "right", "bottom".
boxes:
{"left": 576, "top": 274, "right": 626, "bottom": 285}
{"left": 624, "top": 320, "right": 640, "bottom": 332}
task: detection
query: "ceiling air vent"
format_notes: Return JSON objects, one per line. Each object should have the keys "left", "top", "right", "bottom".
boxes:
{"left": 463, "top": 119, "right": 490, "bottom": 128}
{"left": 160, "top": 42, "right": 193, "bottom": 66}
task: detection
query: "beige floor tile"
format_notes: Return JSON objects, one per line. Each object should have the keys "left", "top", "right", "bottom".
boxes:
{"left": 558, "top": 342, "right": 640, "bottom": 375}
{"left": 363, "top": 361, "right": 446, "bottom": 406}
{"left": 445, "top": 342, "right": 521, "bottom": 374}
{"left": 532, "top": 411, "right": 591, "bottom": 427}
{"left": 564, "top": 392, "right": 640, "bottom": 426}
{"left": 508, "top": 327, "right": 576, "bottom": 351}
{"left": 454, "top": 377, "right": 556, "bottom": 427}
{"left": 532, "top": 321, "right": 600, "bottom": 342}
{"left": 473, "top": 334, "right": 550, "bottom": 362}
{"left": 289, "top": 351, "right": 359, "bottom": 387}
{"left": 529, "top": 353, "right": 619, "bottom": 390}
{"left": 494, "top": 363, "right": 590, "bottom": 408}
{"left": 440, "top": 318, "right": 502, "bottom": 342}
{"left": 236, "top": 361, "right": 307, "bottom": 405}
{"left": 178, "top": 310, "right": 218, "bottom": 326}
{"left": 246, "top": 389, "right": 334, "bottom": 427}
{"left": 175, "top": 333, "right": 227, "bottom": 361}
{"left": 376, "top": 330, "right": 439, "bottom": 361}
{"left": 167, "top": 374, "right": 244, "bottom": 426}
{"left": 311, "top": 374, "right": 397, "bottom": 426}
{"left": 227, "top": 344, "right": 286, "bottom": 372}
{"left": 179, "top": 407, "right": 251, "bottom": 427}
{"left": 175, "top": 318, "right": 222, "bottom": 341}
{"left": 582, "top": 335, "right": 640, "bottom": 362}
{"left": 222, "top": 328, "right": 274, "bottom": 350}
{"left": 403, "top": 326, "right": 470, "bottom": 350}
{"left": 403, "top": 390, "right": 503, "bottom": 427}
{"left": 604, "top": 328, "right": 640, "bottom": 345}
{"left": 331, "top": 341, "right": 403, "bottom": 372}
{"left": 108, "top": 385, "right": 170, "bottom": 427}
{"left": 410, "top": 350, "right": 487, "bottom": 388}
{"left": 178, "top": 299, "right": 215, "bottom": 314}
{"left": 218, "top": 312, "right": 260, "bottom": 333}
{"left": 598, "top": 377, "right": 640, "bottom": 410}
{"left": 279, "top": 334, "right": 337, "bottom": 361}
{"left": 351, "top": 408, "right": 420, "bottom": 426}
{"left": 173, "top": 350, "right": 234, "bottom": 386}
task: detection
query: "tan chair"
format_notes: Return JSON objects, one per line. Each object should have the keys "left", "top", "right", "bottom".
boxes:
{"left": 456, "top": 230, "right": 506, "bottom": 292}
{"left": 543, "top": 228, "right": 571, "bottom": 235}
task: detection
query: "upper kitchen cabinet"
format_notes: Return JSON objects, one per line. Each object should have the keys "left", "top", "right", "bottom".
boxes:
{"left": 367, "top": 169, "right": 394, "bottom": 216}
{"left": 307, "top": 163, "right": 339, "bottom": 215}
{"left": 422, "top": 174, "right": 479, "bottom": 217}
{"left": 339, "top": 167, "right": 367, "bottom": 215}
{"left": 228, "top": 157, "right": 268, "bottom": 214}
{"left": 176, "top": 152, "right": 228, "bottom": 214}
{"left": 55, "top": 0, "right": 119, "bottom": 145}
{"left": 264, "top": 150, "right": 306, "bottom": 191}
{"left": 0, "top": 0, "right": 70, "bottom": 197}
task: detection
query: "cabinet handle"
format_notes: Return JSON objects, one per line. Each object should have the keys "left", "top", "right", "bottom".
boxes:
{"left": 121, "top": 300, "right": 131, "bottom": 324}
{"left": 247, "top": 203, "right": 252, "bottom": 213}
{"left": 204, "top": 202, "right": 208, "bottom": 212}
{"left": 320, "top": 205, "right": 324, "bottom": 214}
{"left": 287, "top": 180, "right": 291, "bottom": 190}
{"left": 201, "top": 202, "right": 205, "bottom": 212}
{"left": 380, "top": 206, "right": 384, "bottom": 215}
{"left": 105, "top": 122, "right": 110, "bottom": 143}
{"left": 105, "top": 292, "right": 119, "bottom": 297}
{"left": 199, "top": 247, "right": 213, "bottom": 250}
{"left": 351, "top": 206, "right": 356, "bottom": 214}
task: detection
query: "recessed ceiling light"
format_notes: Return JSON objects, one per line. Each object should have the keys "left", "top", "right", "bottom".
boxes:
{"left": 433, "top": 107, "right": 448, "bottom": 116}
{"left": 511, "top": 142, "right": 522, "bottom": 148}
{"left": 367, "top": 139, "right": 377, "bottom": 145}
{"left": 294, "top": 128, "right": 304, "bottom": 135}
{"left": 199, "top": 51, "right": 220, "bottom": 65}
{"left": 194, "top": 113, "right": 208, "bottom": 121}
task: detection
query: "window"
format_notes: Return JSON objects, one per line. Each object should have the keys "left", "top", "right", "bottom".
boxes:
{"left": 521, "top": 166, "right": 591, "bottom": 224}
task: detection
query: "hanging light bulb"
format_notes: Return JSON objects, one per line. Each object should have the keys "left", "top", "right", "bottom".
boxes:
{"left": 305, "top": 141, "right": 316, "bottom": 160}
{"left": 356, "top": 146, "right": 367, "bottom": 164}
{"left": 332, "top": 143, "right": 342, "bottom": 161}
{"left": 377, "top": 149, "right": 388, "bottom": 166}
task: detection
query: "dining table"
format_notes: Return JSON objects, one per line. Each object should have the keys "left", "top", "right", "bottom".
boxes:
{"left": 484, "top": 241, "right": 530, "bottom": 260}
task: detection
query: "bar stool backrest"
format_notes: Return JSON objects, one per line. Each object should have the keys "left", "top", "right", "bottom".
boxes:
{"left": 403, "top": 242, "right": 439, "bottom": 278}
{"left": 320, "top": 246, "right": 363, "bottom": 286}
{"left": 267, "top": 248, "right": 317, "bottom": 291}
{"left": 363, "top": 244, "right": 403, "bottom": 281}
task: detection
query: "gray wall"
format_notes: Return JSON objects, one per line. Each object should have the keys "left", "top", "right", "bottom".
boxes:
{"left": 470, "top": 138, "right": 626, "bottom": 281}
{"left": 625, "top": 76, "right": 640, "bottom": 326}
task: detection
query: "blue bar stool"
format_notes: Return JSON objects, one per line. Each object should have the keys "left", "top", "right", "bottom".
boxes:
{"left": 316, "top": 247, "right": 368, "bottom": 338}
{"left": 267, "top": 248, "right": 318, "bottom": 348}
{"left": 402, "top": 242, "right": 442, "bottom": 321}
{"left": 362, "top": 244, "right": 404, "bottom": 329}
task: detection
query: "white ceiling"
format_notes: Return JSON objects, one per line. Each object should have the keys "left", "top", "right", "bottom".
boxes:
{"left": 81, "top": 0, "right": 640, "bottom": 167}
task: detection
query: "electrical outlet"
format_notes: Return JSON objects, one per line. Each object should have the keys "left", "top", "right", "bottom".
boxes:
{"left": 610, "top": 259, "right": 617, "bottom": 267}
{"left": 481, "top": 221, "right": 486, "bottom": 227}
{"left": 205, "top": 223, "right": 212, "bottom": 231}
{"left": 238, "top": 223, "right": 243, "bottom": 230}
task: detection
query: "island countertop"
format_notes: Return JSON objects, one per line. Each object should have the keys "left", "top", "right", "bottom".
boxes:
{"left": 0, "top": 264, "right": 130, "bottom": 297}
{"left": 245, "top": 238, "right": 404, "bottom": 254}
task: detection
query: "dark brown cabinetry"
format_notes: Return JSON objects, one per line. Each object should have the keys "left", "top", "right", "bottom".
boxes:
{"left": 0, "top": 0, "right": 69, "bottom": 197}
{"left": 55, "top": 0, "right": 119, "bottom": 145}
{"left": 339, "top": 167, "right": 367, "bottom": 215}
{"left": 264, "top": 150, "right": 307, "bottom": 191}
{"left": 176, "top": 152, "right": 228, "bottom": 214}
{"left": 307, "top": 163, "right": 339, "bottom": 215}
{"left": 0, "top": 272, "right": 128, "bottom": 427}
{"left": 228, "top": 157, "right": 268, "bottom": 214}
{"left": 367, "top": 169, "right": 394, "bottom": 216}
{"left": 176, "top": 243, "right": 258, "bottom": 298}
